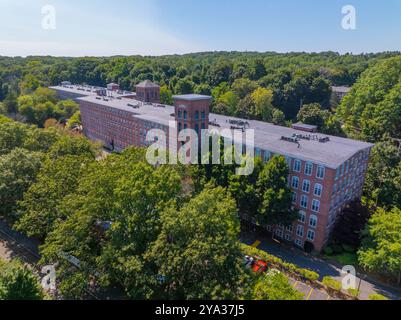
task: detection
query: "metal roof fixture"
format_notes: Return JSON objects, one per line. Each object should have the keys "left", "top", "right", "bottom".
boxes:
{"left": 281, "top": 136, "right": 301, "bottom": 148}
{"left": 209, "top": 120, "right": 221, "bottom": 127}
{"left": 319, "top": 137, "right": 330, "bottom": 143}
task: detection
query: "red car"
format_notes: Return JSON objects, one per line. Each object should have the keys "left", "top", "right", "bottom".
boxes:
{"left": 243, "top": 255, "right": 269, "bottom": 273}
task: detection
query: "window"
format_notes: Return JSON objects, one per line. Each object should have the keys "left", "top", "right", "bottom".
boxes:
{"left": 314, "top": 184, "right": 323, "bottom": 197}
{"left": 295, "top": 239, "right": 303, "bottom": 247}
{"left": 292, "top": 176, "right": 299, "bottom": 189}
{"left": 285, "top": 234, "right": 292, "bottom": 241}
{"left": 309, "top": 215, "right": 318, "bottom": 228}
{"left": 302, "top": 180, "right": 311, "bottom": 193}
{"left": 275, "top": 229, "right": 283, "bottom": 239}
{"left": 316, "top": 166, "right": 325, "bottom": 179}
{"left": 296, "top": 225, "right": 304, "bottom": 237}
{"left": 263, "top": 151, "right": 270, "bottom": 162}
{"left": 201, "top": 111, "right": 206, "bottom": 120}
{"left": 195, "top": 111, "right": 199, "bottom": 121}
{"left": 177, "top": 110, "right": 182, "bottom": 119}
{"left": 311, "top": 199, "right": 320, "bottom": 213}
{"left": 286, "top": 225, "right": 293, "bottom": 232}
{"left": 293, "top": 160, "right": 301, "bottom": 172}
{"left": 255, "top": 148, "right": 261, "bottom": 157}
{"left": 291, "top": 192, "right": 297, "bottom": 204}
{"left": 300, "top": 195, "right": 308, "bottom": 208}
{"left": 266, "top": 225, "right": 272, "bottom": 232}
{"left": 332, "top": 183, "right": 337, "bottom": 195}
{"left": 298, "top": 211, "right": 306, "bottom": 223}
{"left": 307, "top": 230, "right": 315, "bottom": 241}
{"left": 304, "top": 162, "right": 313, "bottom": 176}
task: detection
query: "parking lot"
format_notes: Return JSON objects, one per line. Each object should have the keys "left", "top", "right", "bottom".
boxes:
{"left": 249, "top": 240, "right": 336, "bottom": 300}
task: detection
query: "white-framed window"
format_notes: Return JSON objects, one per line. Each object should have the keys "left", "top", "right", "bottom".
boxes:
{"left": 304, "top": 162, "right": 313, "bottom": 176}
{"left": 266, "top": 225, "right": 272, "bottom": 232}
{"left": 275, "top": 228, "right": 284, "bottom": 238}
{"left": 314, "top": 184, "right": 323, "bottom": 197}
{"left": 307, "top": 230, "right": 315, "bottom": 241}
{"left": 285, "top": 234, "right": 292, "bottom": 241}
{"left": 292, "top": 176, "right": 299, "bottom": 189}
{"left": 298, "top": 211, "right": 306, "bottom": 223}
{"left": 309, "top": 215, "right": 318, "bottom": 228}
{"left": 300, "top": 195, "right": 308, "bottom": 208}
{"left": 296, "top": 225, "right": 304, "bottom": 237}
{"left": 291, "top": 192, "right": 297, "bottom": 204}
{"left": 293, "top": 159, "right": 301, "bottom": 173}
{"left": 316, "top": 166, "right": 325, "bottom": 179}
{"left": 295, "top": 239, "right": 303, "bottom": 247}
{"left": 311, "top": 199, "right": 320, "bottom": 213}
{"left": 286, "top": 225, "right": 293, "bottom": 232}
{"left": 302, "top": 180, "right": 311, "bottom": 193}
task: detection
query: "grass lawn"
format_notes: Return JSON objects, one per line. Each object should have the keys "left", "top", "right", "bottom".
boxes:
{"left": 324, "top": 252, "right": 359, "bottom": 266}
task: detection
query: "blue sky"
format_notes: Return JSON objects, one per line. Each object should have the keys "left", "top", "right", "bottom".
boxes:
{"left": 0, "top": 0, "right": 400, "bottom": 56}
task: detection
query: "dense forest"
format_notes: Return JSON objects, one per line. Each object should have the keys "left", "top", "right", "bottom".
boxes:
{"left": 0, "top": 51, "right": 399, "bottom": 125}
{"left": 1, "top": 51, "right": 401, "bottom": 297}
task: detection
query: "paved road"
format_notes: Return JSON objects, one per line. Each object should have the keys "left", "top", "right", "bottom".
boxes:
{"left": 242, "top": 232, "right": 401, "bottom": 300}
{"left": 0, "top": 219, "right": 41, "bottom": 264}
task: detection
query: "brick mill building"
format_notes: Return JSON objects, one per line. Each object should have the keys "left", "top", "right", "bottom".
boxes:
{"left": 51, "top": 81, "right": 373, "bottom": 252}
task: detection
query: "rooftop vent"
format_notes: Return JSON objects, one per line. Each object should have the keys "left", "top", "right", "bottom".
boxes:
{"left": 319, "top": 137, "right": 330, "bottom": 143}
{"left": 209, "top": 120, "right": 221, "bottom": 127}
{"left": 228, "top": 119, "right": 250, "bottom": 128}
{"left": 281, "top": 136, "right": 301, "bottom": 148}
{"left": 292, "top": 123, "right": 318, "bottom": 133}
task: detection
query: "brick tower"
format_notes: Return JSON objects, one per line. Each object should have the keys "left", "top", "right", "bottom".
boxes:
{"left": 135, "top": 80, "right": 160, "bottom": 103}
{"left": 173, "top": 94, "right": 211, "bottom": 136}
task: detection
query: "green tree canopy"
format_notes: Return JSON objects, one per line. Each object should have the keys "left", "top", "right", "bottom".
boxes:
{"left": 256, "top": 156, "right": 297, "bottom": 227}
{"left": 0, "top": 259, "right": 43, "bottom": 300}
{"left": 252, "top": 272, "right": 303, "bottom": 300}
{"left": 0, "top": 148, "right": 44, "bottom": 220}
{"left": 337, "top": 56, "right": 401, "bottom": 141}
{"left": 359, "top": 207, "right": 401, "bottom": 284}
{"left": 147, "top": 185, "right": 246, "bottom": 299}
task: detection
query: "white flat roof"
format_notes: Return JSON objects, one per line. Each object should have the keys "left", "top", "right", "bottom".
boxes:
{"left": 77, "top": 93, "right": 373, "bottom": 169}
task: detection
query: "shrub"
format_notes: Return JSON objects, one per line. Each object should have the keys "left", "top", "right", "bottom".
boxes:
{"left": 322, "top": 276, "right": 342, "bottom": 291}
{"left": 299, "top": 269, "right": 320, "bottom": 281}
{"left": 369, "top": 293, "right": 389, "bottom": 300}
{"left": 323, "top": 246, "right": 334, "bottom": 256}
{"left": 331, "top": 244, "right": 343, "bottom": 254}
{"left": 342, "top": 244, "right": 356, "bottom": 253}
{"left": 347, "top": 288, "right": 360, "bottom": 298}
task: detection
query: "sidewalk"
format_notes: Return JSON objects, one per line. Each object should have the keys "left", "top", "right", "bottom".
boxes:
{"left": 241, "top": 231, "right": 401, "bottom": 300}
